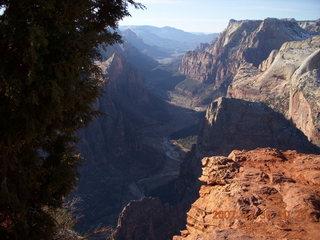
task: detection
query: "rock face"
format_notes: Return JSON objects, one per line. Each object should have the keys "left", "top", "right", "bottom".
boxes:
{"left": 298, "top": 19, "right": 320, "bottom": 34}
{"left": 228, "top": 36, "right": 320, "bottom": 146}
{"left": 198, "top": 97, "right": 319, "bottom": 156}
{"left": 110, "top": 97, "right": 319, "bottom": 240}
{"left": 111, "top": 198, "right": 179, "bottom": 240}
{"left": 76, "top": 47, "right": 165, "bottom": 230}
{"left": 173, "top": 148, "right": 320, "bottom": 240}
{"left": 175, "top": 17, "right": 320, "bottom": 145}
{"left": 176, "top": 18, "right": 320, "bottom": 147}
{"left": 175, "top": 18, "right": 312, "bottom": 107}
{"left": 76, "top": 41, "right": 200, "bottom": 232}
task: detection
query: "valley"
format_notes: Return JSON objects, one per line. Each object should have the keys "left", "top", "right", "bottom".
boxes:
{"left": 75, "top": 33, "right": 203, "bottom": 232}
{"left": 2, "top": 1, "right": 319, "bottom": 240}
{"left": 74, "top": 18, "right": 320, "bottom": 239}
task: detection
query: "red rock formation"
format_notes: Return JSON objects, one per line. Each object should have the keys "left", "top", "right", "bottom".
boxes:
{"left": 177, "top": 18, "right": 319, "bottom": 146}
{"left": 179, "top": 18, "right": 311, "bottom": 83}
{"left": 176, "top": 18, "right": 312, "bottom": 107}
{"left": 173, "top": 148, "right": 320, "bottom": 240}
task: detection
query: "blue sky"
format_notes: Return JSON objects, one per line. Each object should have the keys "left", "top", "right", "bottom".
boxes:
{"left": 120, "top": 0, "right": 320, "bottom": 33}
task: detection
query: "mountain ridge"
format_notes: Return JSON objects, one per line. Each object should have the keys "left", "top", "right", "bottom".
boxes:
{"left": 119, "top": 25, "right": 218, "bottom": 58}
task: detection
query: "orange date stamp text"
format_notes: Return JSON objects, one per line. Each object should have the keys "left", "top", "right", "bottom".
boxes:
{"left": 210, "top": 209, "right": 308, "bottom": 221}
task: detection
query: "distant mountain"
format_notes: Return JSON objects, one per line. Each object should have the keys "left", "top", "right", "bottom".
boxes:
{"left": 174, "top": 18, "right": 320, "bottom": 146}
{"left": 119, "top": 25, "right": 218, "bottom": 58}
{"left": 175, "top": 18, "right": 314, "bottom": 109}
{"left": 120, "top": 29, "right": 171, "bottom": 59}
{"left": 297, "top": 19, "right": 320, "bottom": 34}
{"left": 127, "top": 25, "right": 216, "bottom": 43}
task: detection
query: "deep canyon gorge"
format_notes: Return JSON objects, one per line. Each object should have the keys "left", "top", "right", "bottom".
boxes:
{"left": 74, "top": 18, "right": 320, "bottom": 240}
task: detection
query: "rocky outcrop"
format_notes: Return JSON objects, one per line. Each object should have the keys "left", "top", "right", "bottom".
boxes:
{"left": 110, "top": 96, "right": 319, "bottom": 240}
{"left": 75, "top": 19, "right": 320, "bottom": 237}
{"left": 179, "top": 49, "right": 216, "bottom": 84}
{"left": 228, "top": 36, "right": 320, "bottom": 146}
{"left": 198, "top": 97, "right": 319, "bottom": 156}
{"left": 298, "top": 19, "right": 320, "bottom": 34}
{"left": 173, "top": 148, "right": 320, "bottom": 240}
{"left": 175, "top": 18, "right": 312, "bottom": 107}
{"left": 112, "top": 198, "right": 179, "bottom": 240}
{"left": 175, "top": 18, "right": 320, "bottom": 146}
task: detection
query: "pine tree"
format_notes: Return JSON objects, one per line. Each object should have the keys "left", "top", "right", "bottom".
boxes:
{"left": 0, "top": 0, "right": 143, "bottom": 239}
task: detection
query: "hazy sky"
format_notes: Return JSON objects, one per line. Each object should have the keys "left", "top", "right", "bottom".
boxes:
{"left": 120, "top": 0, "right": 320, "bottom": 33}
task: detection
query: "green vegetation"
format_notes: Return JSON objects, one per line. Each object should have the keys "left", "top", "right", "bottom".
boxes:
{"left": 0, "top": 0, "right": 142, "bottom": 239}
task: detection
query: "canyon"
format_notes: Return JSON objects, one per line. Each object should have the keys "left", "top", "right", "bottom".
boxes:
{"left": 74, "top": 18, "right": 320, "bottom": 239}
{"left": 177, "top": 18, "right": 320, "bottom": 146}
{"left": 75, "top": 35, "right": 200, "bottom": 231}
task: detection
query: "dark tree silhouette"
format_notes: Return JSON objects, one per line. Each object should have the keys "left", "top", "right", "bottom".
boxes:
{"left": 0, "top": 0, "right": 143, "bottom": 239}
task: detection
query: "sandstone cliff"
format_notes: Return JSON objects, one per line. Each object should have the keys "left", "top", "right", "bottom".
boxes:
{"left": 111, "top": 97, "right": 319, "bottom": 240}
{"left": 228, "top": 35, "right": 320, "bottom": 146}
{"left": 173, "top": 148, "right": 320, "bottom": 240}
{"left": 111, "top": 198, "right": 180, "bottom": 240}
{"left": 183, "top": 97, "right": 319, "bottom": 185}
{"left": 198, "top": 97, "right": 319, "bottom": 156}
{"left": 175, "top": 18, "right": 320, "bottom": 147}
{"left": 174, "top": 18, "right": 312, "bottom": 107}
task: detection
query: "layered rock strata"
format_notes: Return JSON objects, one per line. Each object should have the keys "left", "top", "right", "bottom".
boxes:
{"left": 173, "top": 148, "right": 320, "bottom": 240}
{"left": 198, "top": 97, "right": 319, "bottom": 156}
{"left": 175, "top": 18, "right": 312, "bottom": 107}
{"left": 298, "top": 19, "right": 320, "bottom": 34}
{"left": 111, "top": 97, "right": 319, "bottom": 240}
{"left": 228, "top": 35, "right": 320, "bottom": 146}
{"left": 176, "top": 18, "right": 320, "bottom": 147}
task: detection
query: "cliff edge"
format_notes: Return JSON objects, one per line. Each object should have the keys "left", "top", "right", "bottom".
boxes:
{"left": 174, "top": 148, "right": 320, "bottom": 240}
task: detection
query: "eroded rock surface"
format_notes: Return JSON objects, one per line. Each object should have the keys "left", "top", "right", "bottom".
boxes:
{"left": 228, "top": 36, "right": 320, "bottom": 146}
{"left": 298, "top": 19, "right": 320, "bottom": 34}
{"left": 173, "top": 148, "right": 320, "bottom": 240}
{"left": 198, "top": 97, "right": 319, "bottom": 156}
{"left": 112, "top": 198, "right": 179, "bottom": 240}
{"left": 174, "top": 18, "right": 312, "bottom": 108}
{"left": 175, "top": 18, "right": 320, "bottom": 148}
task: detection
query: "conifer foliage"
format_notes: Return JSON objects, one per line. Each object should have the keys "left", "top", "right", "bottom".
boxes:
{"left": 0, "top": 0, "right": 142, "bottom": 239}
